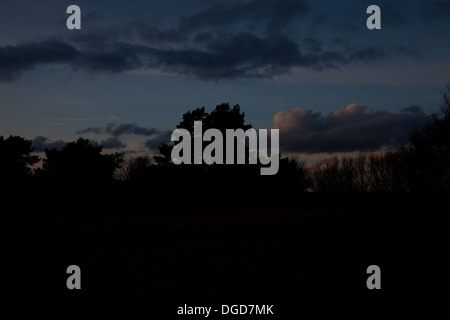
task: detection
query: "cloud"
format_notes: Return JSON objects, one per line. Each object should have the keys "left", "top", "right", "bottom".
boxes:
{"left": 32, "top": 135, "right": 125, "bottom": 151}
{"left": 99, "top": 137, "right": 126, "bottom": 149}
{"left": 0, "top": 0, "right": 419, "bottom": 82}
{"left": 76, "top": 123, "right": 159, "bottom": 137}
{"left": 153, "top": 32, "right": 306, "bottom": 79}
{"left": 0, "top": 39, "right": 78, "bottom": 81}
{"left": 76, "top": 123, "right": 162, "bottom": 150}
{"left": 76, "top": 127, "right": 103, "bottom": 135}
{"left": 32, "top": 136, "right": 65, "bottom": 152}
{"left": 401, "top": 105, "right": 423, "bottom": 114}
{"left": 0, "top": 29, "right": 419, "bottom": 82}
{"left": 421, "top": 1, "right": 450, "bottom": 19}
{"left": 0, "top": 39, "right": 138, "bottom": 81}
{"left": 269, "top": 104, "right": 429, "bottom": 153}
{"left": 132, "top": 23, "right": 186, "bottom": 44}
{"left": 144, "top": 131, "right": 173, "bottom": 151}
{"left": 109, "top": 123, "right": 159, "bottom": 137}
{"left": 347, "top": 47, "right": 386, "bottom": 64}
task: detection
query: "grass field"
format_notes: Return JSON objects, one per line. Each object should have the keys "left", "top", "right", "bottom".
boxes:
{"left": 2, "top": 204, "right": 449, "bottom": 309}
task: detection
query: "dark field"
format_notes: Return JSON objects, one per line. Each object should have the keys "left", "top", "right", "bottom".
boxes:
{"left": 2, "top": 198, "right": 449, "bottom": 314}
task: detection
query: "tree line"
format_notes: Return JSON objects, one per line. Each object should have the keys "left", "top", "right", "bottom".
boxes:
{"left": 1, "top": 87, "right": 449, "bottom": 211}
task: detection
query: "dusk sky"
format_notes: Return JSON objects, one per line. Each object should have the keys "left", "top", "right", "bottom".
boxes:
{"left": 1, "top": 0, "right": 449, "bottom": 158}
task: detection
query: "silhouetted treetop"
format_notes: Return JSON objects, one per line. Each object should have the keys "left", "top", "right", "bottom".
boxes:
{"left": 203, "top": 103, "right": 252, "bottom": 133}
{"left": 175, "top": 103, "right": 252, "bottom": 133}
{"left": 409, "top": 84, "right": 450, "bottom": 191}
{"left": 0, "top": 135, "right": 39, "bottom": 183}
{"left": 42, "top": 138, "right": 123, "bottom": 185}
{"left": 154, "top": 103, "right": 252, "bottom": 165}
{"left": 176, "top": 106, "right": 208, "bottom": 133}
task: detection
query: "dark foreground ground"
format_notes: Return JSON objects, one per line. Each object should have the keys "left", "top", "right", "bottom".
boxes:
{"left": 1, "top": 194, "right": 449, "bottom": 315}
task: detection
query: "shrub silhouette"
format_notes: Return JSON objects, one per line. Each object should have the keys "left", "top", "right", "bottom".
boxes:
{"left": 310, "top": 155, "right": 368, "bottom": 193}
{"left": 366, "top": 148, "right": 412, "bottom": 193}
{"left": 118, "top": 155, "right": 153, "bottom": 182}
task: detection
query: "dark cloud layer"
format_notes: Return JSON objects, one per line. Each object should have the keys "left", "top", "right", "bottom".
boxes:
{"left": 99, "top": 136, "right": 126, "bottom": 149}
{"left": 76, "top": 123, "right": 158, "bottom": 137}
{"left": 32, "top": 135, "right": 125, "bottom": 151}
{"left": 32, "top": 136, "right": 66, "bottom": 152}
{"left": 144, "top": 131, "right": 173, "bottom": 150}
{"left": 0, "top": 0, "right": 425, "bottom": 81}
{"left": 76, "top": 122, "right": 168, "bottom": 150}
{"left": 0, "top": 39, "right": 138, "bottom": 81}
{"left": 0, "top": 34, "right": 417, "bottom": 81}
{"left": 269, "top": 104, "right": 429, "bottom": 154}
{"left": 108, "top": 123, "right": 159, "bottom": 137}
{"left": 401, "top": 105, "right": 423, "bottom": 114}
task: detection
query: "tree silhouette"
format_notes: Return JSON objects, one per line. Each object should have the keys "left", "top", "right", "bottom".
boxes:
{"left": 0, "top": 135, "right": 39, "bottom": 184}
{"left": 154, "top": 103, "right": 252, "bottom": 166}
{"left": 203, "top": 103, "right": 252, "bottom": 132}
{"left": 177, "top": 106, "right": 209, "bottom": 132}
{"left": 409, "top": 84, "right": 450, "bottom": 192}
{"left": 42, "top": 138, "right": 123, "bottom": 186}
